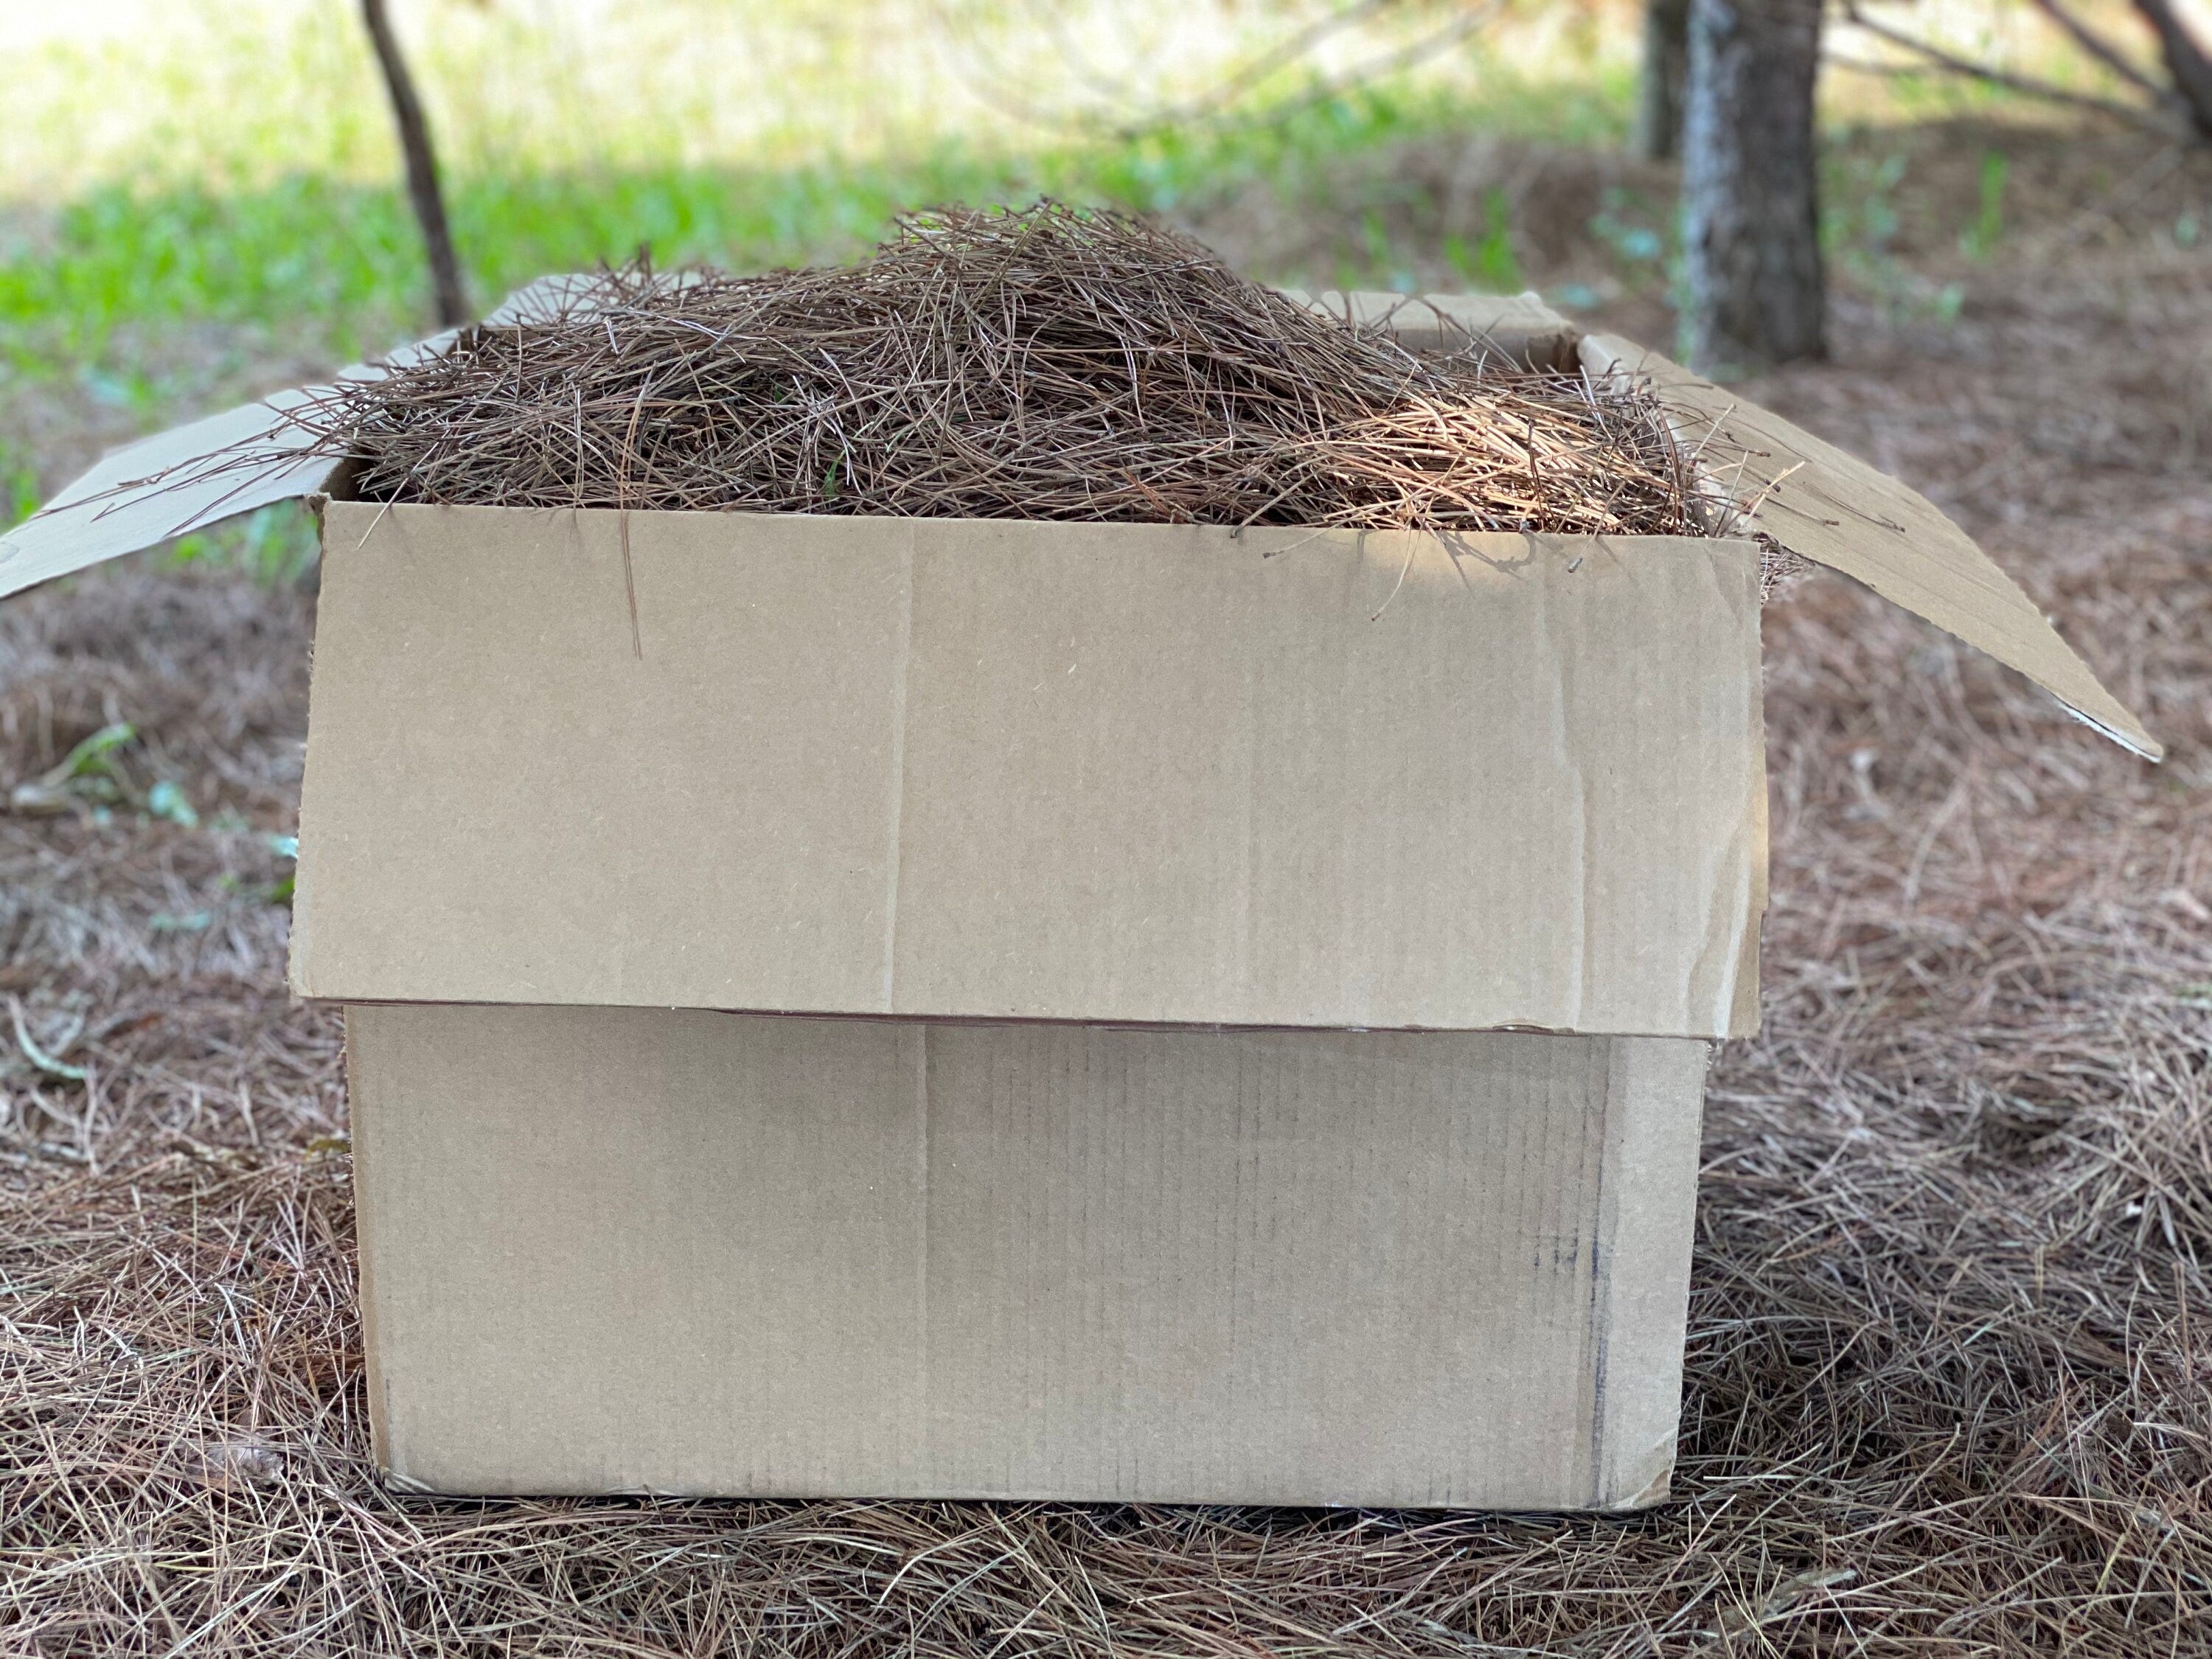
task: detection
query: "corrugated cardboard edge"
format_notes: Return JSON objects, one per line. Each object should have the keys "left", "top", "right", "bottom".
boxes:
{"left": 1590, "top": 1036, "right": 1712, "bottom": 1509}
{"left": 1281, "top": 288, "right": 1579, "bottom": 371}
{"left": 343, "top": 1027, "right": 394, "bottom": 1480}
{"left": 1579, "top": 333, "right": 2161, "bottom": 762}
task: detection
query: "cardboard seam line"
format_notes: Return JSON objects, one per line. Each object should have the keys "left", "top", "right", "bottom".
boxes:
{"left": 1582, "top": 1043, "right": 1613, "bottom": 1510}
{"left": 879, "top": 526, "right": 919, "bottom": 1010}
{"left": 911, "top": 1023, "right": 931, "bottom": 1484}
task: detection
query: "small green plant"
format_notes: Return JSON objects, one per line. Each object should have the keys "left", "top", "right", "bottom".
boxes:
{"left": 1446, "top": 189, "right": 1522, "bottom": 293}
{"left": 1961, "top": 150, "right": 2008, "bottom": 261}
{"left": 146, "top": 779, "right": 201, "bottom": 828}
{"left": 7, "top": 722, "right": 136, "bottom": 815}
{"left": 265, "top": 833, "right": 299, "bottom": 905}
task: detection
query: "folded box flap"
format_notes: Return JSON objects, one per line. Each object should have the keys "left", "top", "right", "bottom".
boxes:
{"left": 0, "top": 391, "right": 341, "bottom": 602}
{"left": 0, "top": 324, "right": 467, "bottom": 603}
{"left": 1580, "top": 333, "right": 2160, "bottom": 761}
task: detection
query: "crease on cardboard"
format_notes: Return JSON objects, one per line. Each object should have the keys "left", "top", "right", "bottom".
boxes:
{"left": 879, "top": 527, "right": 919, "bottom": 1008}
{"left": 1579, "top": 332, "right": 2160, "bottom": 761}
{"left": 1535, "top": 551, "right": 1594, "bottom": 1033}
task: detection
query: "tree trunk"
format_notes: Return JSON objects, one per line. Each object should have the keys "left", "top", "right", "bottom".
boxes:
{"left": 1638, "top": 0, "right": 1693, "bottom": 162}
{"left": 2132, "top": 0, "right": 2212, "bottom": 139}
{"left": 361, "top": 0, "right": 469, "bottom": 329}
{"left": 1680, "top": 0, "right": 1826, "bottom": 369}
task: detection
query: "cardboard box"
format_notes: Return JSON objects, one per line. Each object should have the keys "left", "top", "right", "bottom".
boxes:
{"left": 0, "top": 287, "right": 2155, "bottom": 1509}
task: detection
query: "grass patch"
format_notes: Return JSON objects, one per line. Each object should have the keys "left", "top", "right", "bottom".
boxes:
{"left": 0, "top": 80, "right": 1610, "bottom": 403}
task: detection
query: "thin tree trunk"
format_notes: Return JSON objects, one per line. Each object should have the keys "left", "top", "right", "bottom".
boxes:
{"left": 2132, "top": 0, "right": 2212, "bottom": 139}
{"left": 361, "top": 0, "right": 468, "bottom": 328}
{"left": 1680, "top": 0, "right": 1826, "bottom": 369}
{"left": 1638, "top": 0, "right": 1693, "bottom": 162}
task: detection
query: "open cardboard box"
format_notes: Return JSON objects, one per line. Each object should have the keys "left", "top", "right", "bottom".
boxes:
{"left": 0, "top": 285, "right": 2156, "bottom": 1510}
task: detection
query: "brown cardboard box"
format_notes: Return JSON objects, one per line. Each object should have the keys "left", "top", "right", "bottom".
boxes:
{"left": 0, "top": 287, "right": 2156, "bottom": 1509}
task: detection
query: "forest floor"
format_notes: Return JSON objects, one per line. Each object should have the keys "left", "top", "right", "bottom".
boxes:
{"left": 3, "top": 118, "right": 2212, "bottom": 1657}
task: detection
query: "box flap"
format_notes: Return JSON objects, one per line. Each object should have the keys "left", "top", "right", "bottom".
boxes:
{"left": 291, "top": 502, "right": 1767, "bottom": 1038}
{"left": 1281, "top": 288, "right": 1579, "bottom": 371}
{"left": 0, "top": 389, "right": 341, "bottom": 602}
{"left": 1580, "top": 333, "right": 2160, "bottom": 760}
{"left": 0, "top": 325, "right": 470, "bottom": 604}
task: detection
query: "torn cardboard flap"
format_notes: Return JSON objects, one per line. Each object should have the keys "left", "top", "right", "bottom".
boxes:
{"left": 291, "top": 502, "right": 1767, "bottom": 1039}
{"left": 1579, "top": 332, "right": 2162, "bottom": 761}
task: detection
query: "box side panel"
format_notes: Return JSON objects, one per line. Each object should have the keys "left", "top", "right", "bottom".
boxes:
{"left": 891, "top": 520, "right": 1764, "bottom": 1037}
{"left": 342, "top": 1025, "right": 394, "bottom": 1476}
{"left": 911, "top": 1020, "right": 1617, "bottom": 1506}
{"left": 349, "top": 1004, "right": 1700, "bottom": 1507}
{"left": 1590, "top": 1036, "right": 1711, "bottom": 1509}
{"left": 298, "top": 506, "right": 1764, "bottom": 1039}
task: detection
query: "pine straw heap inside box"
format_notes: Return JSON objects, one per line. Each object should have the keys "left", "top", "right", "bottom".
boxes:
{"left": 0, "top": 208, "right": 2155, "bottom": 1509}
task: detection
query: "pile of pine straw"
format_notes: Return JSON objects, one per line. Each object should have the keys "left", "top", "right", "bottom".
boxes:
{"left": 307, "top": 203, "right": 1706, "bottom": 537}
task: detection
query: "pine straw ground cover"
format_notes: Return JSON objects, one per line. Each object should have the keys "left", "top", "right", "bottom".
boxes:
{"left": 4, "top": 267, "right": 2212, "bottom": 1658}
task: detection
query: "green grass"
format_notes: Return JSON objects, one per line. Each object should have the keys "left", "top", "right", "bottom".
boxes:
{"left": 0, "top": 74, "right": 1624, "bottom": 402}
{"left": 0, "top": 0, "right": 1645, "bottom": 580}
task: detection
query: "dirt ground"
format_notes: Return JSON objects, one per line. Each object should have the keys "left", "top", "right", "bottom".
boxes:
{"left": 3, "top": 125, "right": 2211, "bottom": 1657}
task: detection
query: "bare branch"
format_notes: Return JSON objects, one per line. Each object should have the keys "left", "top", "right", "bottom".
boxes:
{"left": 932, "top": 0, "right": 1498, "bottom": 143}
{"left": 2132, "top": 0, "right": 2212, "bottom": 136}
{"left": 360, "top": 0, "right": 468, "bottom": 328}
{"left": 2025, "top": 0, "right": 2171, "bottom": 102}
{"left": 1836, "top": 2, "right": 2178, "bottom": 136}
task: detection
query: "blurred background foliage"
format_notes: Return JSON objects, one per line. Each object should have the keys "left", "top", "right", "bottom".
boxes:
{"left": 1, "top": 0, "right": 2205, "bottom": 561}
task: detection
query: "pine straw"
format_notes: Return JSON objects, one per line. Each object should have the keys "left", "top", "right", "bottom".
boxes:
{"left": 306, "top": 204, "right": 1706, "bottom": 537}
{"left": 7, "top": 251, "right": 2212, "bottom": 1659}
{"left": 1, "top": 868, "right": 2207, "bottom": 1658}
